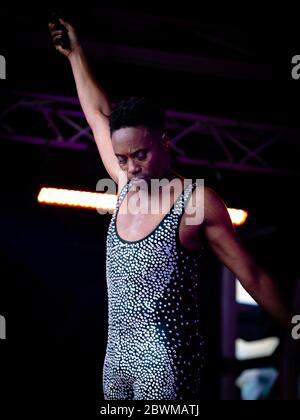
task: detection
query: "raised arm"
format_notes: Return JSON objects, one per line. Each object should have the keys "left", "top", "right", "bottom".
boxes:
{"left": 48, "top": 18, "right": 120, "bottom": 183}
{"left": 202, "top": 187, "right": 292, "bottom": 329}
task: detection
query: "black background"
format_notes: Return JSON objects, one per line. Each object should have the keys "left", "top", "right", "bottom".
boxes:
{"left": 0, "top": 2, "right": 300, "bottom": 414}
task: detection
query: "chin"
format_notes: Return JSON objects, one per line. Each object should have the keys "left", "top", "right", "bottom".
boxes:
{"left": 131, "top": 177, "right": 146, "bottom": 184}
{"left": 130, "top": 177, "right": 151, "bottom": 189}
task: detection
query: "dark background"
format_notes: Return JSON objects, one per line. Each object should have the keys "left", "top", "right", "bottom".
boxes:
{"left": 0, "top": 2, "right": 300, "bottom": 413}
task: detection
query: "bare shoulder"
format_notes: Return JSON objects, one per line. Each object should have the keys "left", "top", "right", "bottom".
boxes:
{"left": 202, "top": 186, "right": 231, "bottom": 225}
{"left": 181, "top": 183, "right": 229, "bottom": 231}
{"left": 203, "top": 186, "right": 226, "bottom": 207}
{"left": 188, "top": 184, "right": 223, "bottom": 208}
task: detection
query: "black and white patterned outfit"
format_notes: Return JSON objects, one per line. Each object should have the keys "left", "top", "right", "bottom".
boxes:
{"left": 103, "top": 180, "right": 205, "bottom": 400}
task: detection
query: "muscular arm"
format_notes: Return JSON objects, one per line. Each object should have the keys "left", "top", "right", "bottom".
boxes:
{"left": 202, "top": 187, "right": 292, "bottom": 328}
{"left": 68, "top": 46, "right": 110, "bottom": 121}
{"left": 49, "top": 19, "right": 120, "bottom": 183}
{"left": 68, "top": 47, "right": 121, "bottom": 182}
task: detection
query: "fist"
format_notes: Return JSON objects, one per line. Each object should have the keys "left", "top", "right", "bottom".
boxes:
{"left": 48, "top": 18, "right": 80, "bottom": 57}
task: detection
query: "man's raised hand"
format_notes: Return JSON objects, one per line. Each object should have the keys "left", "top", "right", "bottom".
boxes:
{"left": 48, "top": 18, "right": 80, "bottom": 58}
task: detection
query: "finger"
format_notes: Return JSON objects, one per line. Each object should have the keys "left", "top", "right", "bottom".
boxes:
{"left": 53, "top": 35, "right": 63, "bottom": 44}
{"left": 51, "top": 30, "right": 63, "bottom": 37}
{"left": 56, "top": 46, "right": 70, "bottom": 56}
{"left": 59, "top": 18, "right": 70, "bottom": 30}
{"left": 48, "top": 23, "right": 54, "bottom": 29}
{"left": 58, "top": 18, "right": 67, "bottom": 27}
{"left": 55, "top": 45, "right": 64, "bottom": 53}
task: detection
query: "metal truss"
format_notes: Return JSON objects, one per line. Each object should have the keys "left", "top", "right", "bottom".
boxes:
{"left": 1, "top": 91, "right": 299, "bottom": 176}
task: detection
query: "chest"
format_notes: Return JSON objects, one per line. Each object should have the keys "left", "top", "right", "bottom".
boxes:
{"left": 115, "top": 202, "right": 204, "bottom": 252}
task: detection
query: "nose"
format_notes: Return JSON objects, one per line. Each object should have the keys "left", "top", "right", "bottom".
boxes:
{"left": 127, "top": 159, "right": 141, "bottom": 177}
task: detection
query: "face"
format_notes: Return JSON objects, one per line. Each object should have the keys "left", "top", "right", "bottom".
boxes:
{"left": 111, "top": 126, "right": 170, "bottom": 185}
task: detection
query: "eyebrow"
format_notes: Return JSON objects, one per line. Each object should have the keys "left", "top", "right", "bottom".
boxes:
{"left": 115, "top": 148, "right": 148, "bottom": 157}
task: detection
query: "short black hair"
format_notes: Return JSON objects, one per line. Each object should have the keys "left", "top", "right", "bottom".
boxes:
{"left": 109, "top": 97, "right": 165, "bottom": 135}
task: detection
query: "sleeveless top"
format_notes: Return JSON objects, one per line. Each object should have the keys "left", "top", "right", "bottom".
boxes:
{"left": 105, "top": 180, "right": 205, "bottom": 399}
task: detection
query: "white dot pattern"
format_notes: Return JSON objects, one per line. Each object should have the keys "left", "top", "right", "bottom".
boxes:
{"left": 102, "top": 181, "right": 205, "bottom": 400}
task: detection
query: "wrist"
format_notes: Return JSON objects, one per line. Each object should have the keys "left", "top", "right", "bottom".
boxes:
{"left": 67, "top": 44, "right": 83, "bottom": 62}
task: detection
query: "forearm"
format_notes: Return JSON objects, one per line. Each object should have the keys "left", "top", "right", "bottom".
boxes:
{"left": 245, "top": 269, "right": 293, "bottom": 329}
{"left": 68, "top": 47, "right": 111, "bottom": 124}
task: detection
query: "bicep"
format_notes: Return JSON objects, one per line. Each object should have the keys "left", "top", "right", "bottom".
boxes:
{"left": 204, "top": 189, "right": 258, "bottom": 284}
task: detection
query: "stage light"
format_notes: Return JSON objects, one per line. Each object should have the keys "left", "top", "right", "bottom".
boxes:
{"left": 37, "top": 187, "right": 117, "bottom": 211}
{"left": 236, "top": 280, "right": 258, "bottom": 306}
{"left": 38, "top": 188, "right": 248, "bottom": 225}
{"left": 228, "top": 208, "right": 248, "bottom": 226}
{"left": 236, "top": 337, "right": 279, "bottom": 360}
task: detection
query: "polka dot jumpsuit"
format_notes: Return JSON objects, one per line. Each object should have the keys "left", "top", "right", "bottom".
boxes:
{"left": 103, "top": 180, "right": 205, "bottom": 400}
